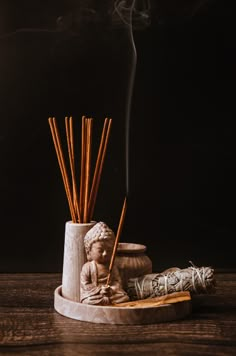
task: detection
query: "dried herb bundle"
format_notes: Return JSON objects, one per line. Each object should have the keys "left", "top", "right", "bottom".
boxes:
{"left": 127, "top": 264, "right": 216, "bottom": 300}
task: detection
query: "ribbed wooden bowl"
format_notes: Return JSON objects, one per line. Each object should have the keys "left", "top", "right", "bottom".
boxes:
{"left": 116, "top": 242, "right": 153, "bottom": 290}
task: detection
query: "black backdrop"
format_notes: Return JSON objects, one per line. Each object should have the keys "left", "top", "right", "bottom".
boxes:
{"left": 0, "top": 0, "right": 235, "bottom": 272}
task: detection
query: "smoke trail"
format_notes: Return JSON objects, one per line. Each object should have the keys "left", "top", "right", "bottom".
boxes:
{"left": 113, "top": 0, "right": 151, "bottom": 196}
{"left": 114, "top": 0, "right": 137, "bottom": 196}
{"left": 0, "top": 0, "right": 151, "bottom": 199}
{"left": 113, "top": 0, "right": 151, "bottom": 29}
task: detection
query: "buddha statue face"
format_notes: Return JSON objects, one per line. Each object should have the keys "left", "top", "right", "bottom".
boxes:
{"left": 87, "top": 239, "right": 114, "bottom": 265}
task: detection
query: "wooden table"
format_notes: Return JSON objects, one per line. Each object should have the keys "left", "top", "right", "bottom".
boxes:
{"left": 0, "top": 272, "right": 236, "bottom": 355}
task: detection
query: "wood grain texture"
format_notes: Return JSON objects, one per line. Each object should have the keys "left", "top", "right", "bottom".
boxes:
{"left": 0, "top": 272, "right": 236, "bottom": 355}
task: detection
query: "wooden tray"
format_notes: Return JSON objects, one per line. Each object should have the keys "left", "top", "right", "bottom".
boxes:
{"left": 54, "top": 286, "right": 192, "bottom": 325}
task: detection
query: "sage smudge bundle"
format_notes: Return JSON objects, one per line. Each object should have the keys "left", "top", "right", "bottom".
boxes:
{"left": 127, "top": 263, "right": 216, "bottom": 300}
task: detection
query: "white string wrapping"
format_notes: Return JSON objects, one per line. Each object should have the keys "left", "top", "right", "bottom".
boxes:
{"left": 127, "top": 263, "right": 216, "bottom": 300}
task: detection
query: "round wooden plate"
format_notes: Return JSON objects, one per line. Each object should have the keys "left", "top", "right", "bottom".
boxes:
{"left": 54, "top": 286, "right": 192, "bottom": 325}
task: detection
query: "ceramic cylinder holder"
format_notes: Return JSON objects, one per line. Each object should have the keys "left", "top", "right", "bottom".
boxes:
{"left": 62, "top": 221, "right": 96, "bottom": 302}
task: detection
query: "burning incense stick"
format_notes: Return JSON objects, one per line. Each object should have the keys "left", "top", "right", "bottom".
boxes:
{"left": 106, "top": 197, "right": 127, "bottom": 286}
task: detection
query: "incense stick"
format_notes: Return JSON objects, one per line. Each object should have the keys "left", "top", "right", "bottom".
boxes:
{"left": 52, "top": 117, "right": 76, "bottom": 222}
{"left": 88, "top": 118, "right": 112, "bottom": 221}
{"left": 88, "top": 118, "right": 108, "bottom": 220}
{"left": 106, "top": 197, "right": 127, "bottom": 286}
{"left": 83, "top": 118, "right": 93, "bottom": 223}
{"left": 69, "top": 117, "right": 77, "bottom": 212}
{"left": 48, "top": 117, "right": 76, "bottom": 222}
{"left": 65, "top": 116, "right": 81, "bottom": 222}
{"left": 79, "top": 116, "right": 86, "bottom": 219}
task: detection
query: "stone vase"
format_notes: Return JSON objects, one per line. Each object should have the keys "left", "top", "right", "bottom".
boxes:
{"left": 62, "top": 221, "right": 96, "bottom": 302}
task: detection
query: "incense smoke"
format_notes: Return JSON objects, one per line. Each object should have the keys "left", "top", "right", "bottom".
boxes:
{"left": 114, "top": 0, "right": 137, "bottom": 198}
{"left": 113, "top": 0, "right": 151, "bottom": 196}
{"left": 0, "top": 0, "right": 151, "bottom": 200}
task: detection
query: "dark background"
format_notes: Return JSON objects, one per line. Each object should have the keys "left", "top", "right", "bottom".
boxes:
{"left": 0, "top": 0, "right": 235, "bottom": 272}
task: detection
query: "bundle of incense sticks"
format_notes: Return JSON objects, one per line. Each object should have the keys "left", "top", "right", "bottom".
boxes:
{"left": 48, "top": 116, "right": 112, "bottom": 223}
